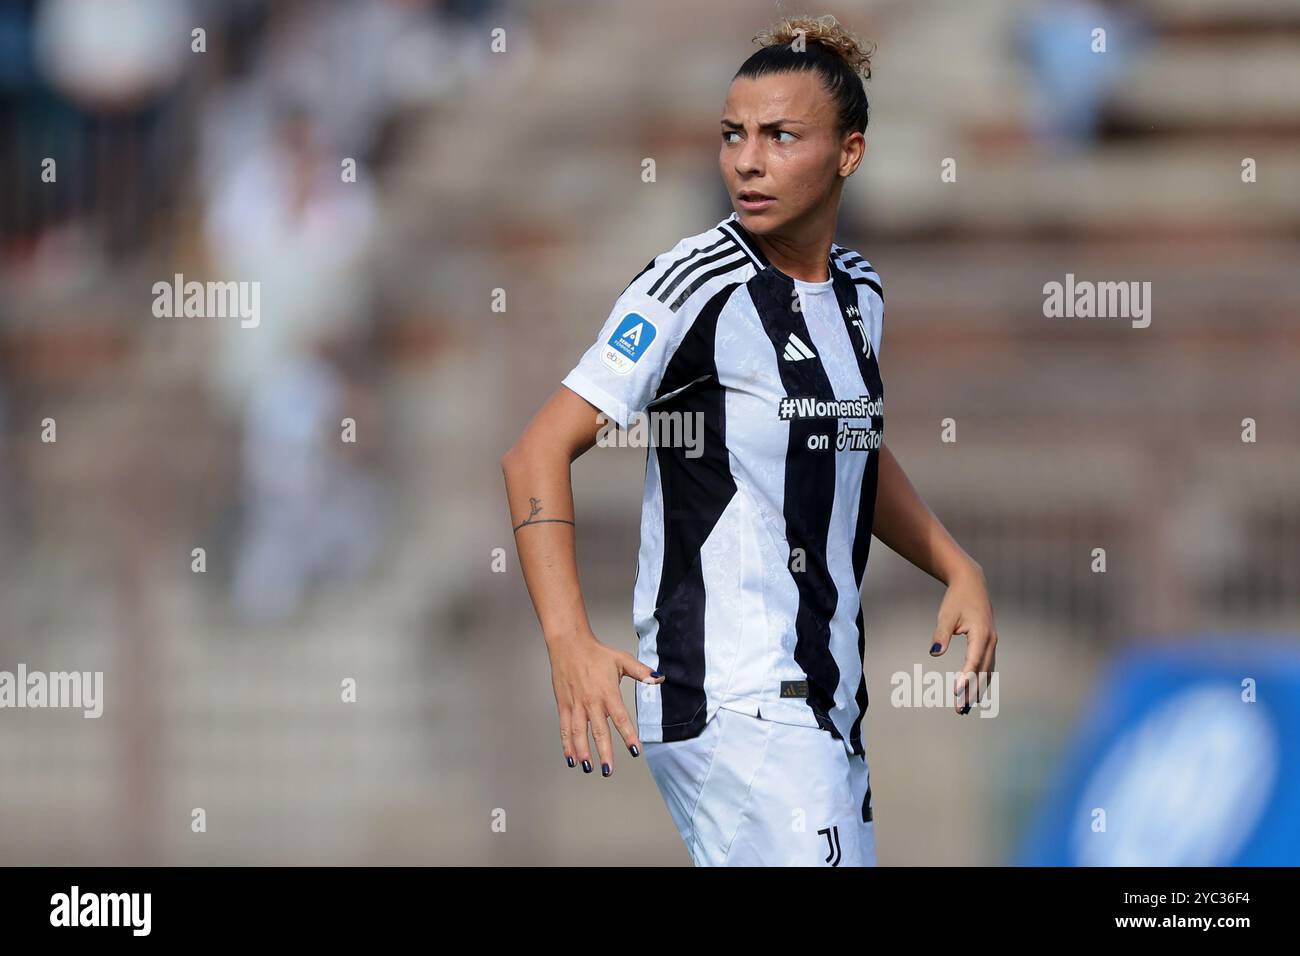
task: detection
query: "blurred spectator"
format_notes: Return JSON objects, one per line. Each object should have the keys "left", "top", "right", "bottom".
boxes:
{"left": 231, "top": 341, "right": 383, "bottom": 625}
{"left": 1019, "top": 0, "right": 1149, "bottom": 152}
{"left": 256, "top": 0, "right": 451, "bottom": 162}
{"left": 201, "top": 99, "right": 383, "bottom": 623}
{"left": 201, "top": 105, "right": 376, "bottom": 418}
{"left": 29, "top": 0, "right": 192, "bottom": 253}
{"left": 34, "top": 0, "right": 188, "bottom": 110}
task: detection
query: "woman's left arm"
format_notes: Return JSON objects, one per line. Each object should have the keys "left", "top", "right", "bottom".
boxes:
{"left": 872, "top": 440, "right": 998, "bottom": 714}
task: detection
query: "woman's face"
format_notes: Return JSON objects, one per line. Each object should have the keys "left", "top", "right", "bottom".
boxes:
{"left": 719, "top": 70, "right": 858, "bottom": 235}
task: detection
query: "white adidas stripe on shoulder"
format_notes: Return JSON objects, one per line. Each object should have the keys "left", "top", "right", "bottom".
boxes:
{"left": 621, "top": 221, "right": 759, "bottom": 314}
{"left": 830, "top": 243, "right": 882, "bottom": 291}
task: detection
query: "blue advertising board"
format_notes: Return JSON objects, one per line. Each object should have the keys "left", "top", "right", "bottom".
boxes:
{"left": 1017, "top": 636, "right": 1300, "bottom": 866}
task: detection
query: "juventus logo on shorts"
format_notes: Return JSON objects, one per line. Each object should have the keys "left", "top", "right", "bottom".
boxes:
{"left": 818, "top": 824, "right": 842, "bottom": 867}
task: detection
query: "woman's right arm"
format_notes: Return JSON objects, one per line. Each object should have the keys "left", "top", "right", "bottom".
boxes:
{"left": 500, "top": 385, "right": 664, "bottom": 778}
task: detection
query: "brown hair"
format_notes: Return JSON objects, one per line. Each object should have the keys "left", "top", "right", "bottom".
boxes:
{"left": 739, "top": 13, "right": 875, "bottom": 135}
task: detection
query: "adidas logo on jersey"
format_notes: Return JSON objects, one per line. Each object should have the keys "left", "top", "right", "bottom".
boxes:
{"left": 782, "top": 332, "right": 816, "bottom": 361}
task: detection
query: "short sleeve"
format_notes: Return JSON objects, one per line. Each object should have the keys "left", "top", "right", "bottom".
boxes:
{"left": 561, "top": 283, "right": 701, "bottom": 430}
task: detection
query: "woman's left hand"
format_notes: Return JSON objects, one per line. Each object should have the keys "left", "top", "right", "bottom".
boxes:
{"left": 928, "top": 563, "right": 998, "bottom": 715}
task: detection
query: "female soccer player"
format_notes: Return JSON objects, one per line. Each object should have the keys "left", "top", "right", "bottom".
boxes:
{"left": 501, "top": 14, "right": 998, "bottom": 866}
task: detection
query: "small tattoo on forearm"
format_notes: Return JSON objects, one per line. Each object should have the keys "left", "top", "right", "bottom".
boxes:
{"left": 513, "top": 496, "right": 575, "bottom": 533}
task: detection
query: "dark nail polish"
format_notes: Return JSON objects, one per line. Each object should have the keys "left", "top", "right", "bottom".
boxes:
{"left": 601, "top": 763, "right": 611, "bottom": 777}
{"left": 650, "top": 670, "right": 663, "bottom": 679}
{"left": 566, "top": 755, "right": 575, "bottom": 768}
{"left": 582, "top": 759, "right": 592, "bottom": 773}
{"left": 930, "top": 642, "right": 941, "bottom": 654}
{"left": 629, "top": 744, "right": 640, "bottom": 757}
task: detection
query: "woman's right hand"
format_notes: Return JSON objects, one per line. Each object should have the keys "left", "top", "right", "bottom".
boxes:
{"left": 547, "top": 630, "right": 665, "bottom": 778}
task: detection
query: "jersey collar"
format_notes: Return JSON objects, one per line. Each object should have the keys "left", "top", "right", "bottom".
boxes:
{"left": 718, "top": 212, "right": 836, "bottom": 283}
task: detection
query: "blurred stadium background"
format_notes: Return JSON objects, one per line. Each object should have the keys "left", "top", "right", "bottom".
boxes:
{"left": 0, "top": 0, "right": 1297, "bottom": 865}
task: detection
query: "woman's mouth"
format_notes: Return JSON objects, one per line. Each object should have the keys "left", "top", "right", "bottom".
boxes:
{"left": 738, "top": 191, "right": 775, "bottom": 212}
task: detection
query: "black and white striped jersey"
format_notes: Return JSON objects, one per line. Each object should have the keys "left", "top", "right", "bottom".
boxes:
{"left": 561, "top": 212, "right": 885, "bottom": 757}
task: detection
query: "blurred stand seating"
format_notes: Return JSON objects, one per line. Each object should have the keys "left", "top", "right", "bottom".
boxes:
{"left": 0, "top": 0, "right": 1295, "bottom": 864}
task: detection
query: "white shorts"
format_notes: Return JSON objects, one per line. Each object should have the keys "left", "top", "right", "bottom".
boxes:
{"left": 643, "top": 705, "right": 877, "bottom": 866}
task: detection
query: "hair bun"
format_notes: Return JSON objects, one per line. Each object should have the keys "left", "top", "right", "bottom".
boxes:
{"left": 754, "top": 14, "right": 874, "bottom": 81}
